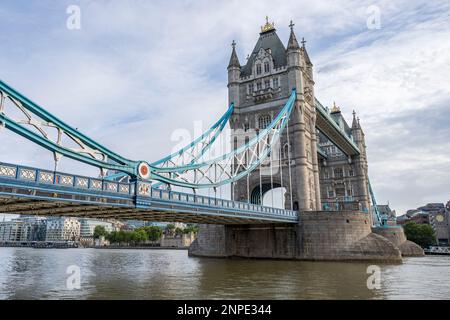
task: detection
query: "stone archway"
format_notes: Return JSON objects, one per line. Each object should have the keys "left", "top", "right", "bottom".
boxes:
{"left": 250, "top": 183, "right": 282, "bottom": 206}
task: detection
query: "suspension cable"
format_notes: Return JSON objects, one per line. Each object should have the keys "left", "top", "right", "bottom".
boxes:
{"left": 279, "top": 138, "right": 284, "bottom": 209}
{"left": 258, "top": 133, "right": 263, "bottom": 206}
{"left": 270, "top": 144, "right": 274, "bottom": 208}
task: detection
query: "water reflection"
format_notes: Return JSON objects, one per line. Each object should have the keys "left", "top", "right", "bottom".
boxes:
{"left": 0, "top": 248, "right": 448, "bottom": 300}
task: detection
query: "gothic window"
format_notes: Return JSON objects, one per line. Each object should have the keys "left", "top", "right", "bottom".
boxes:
{"left": 347, "top": 185, "right": 353, "bottom": 196}
{"left": 335, "top": 187, "right": 345, "bottom": 197}
{"left": 348, "top": 168, "right": 354, "bottom": 177}
{"left": 334, "top": 168, "right": 343, "bottom": 178}
{"left": 247, "top": 84, "right": 252, "bottom": 94}
{"left": 258, "top": 114, "right": 272, "bottom": 129}
{"left": 327, "top": 187, "right": 334, "bottom": 198}
{"left": 256, "top": 64, "right": 262, "bottom": 75}
{"left": 273, "top": 77, "right": 279, "bottom": 88}
{"left": 264, "top": 62, "right": 270, "bottom": 73}
{"left": 257, "top": 82, "right": 262, "bottom": 91}
{"left": 265, "top": 79, "right": 270, "bottom": 89}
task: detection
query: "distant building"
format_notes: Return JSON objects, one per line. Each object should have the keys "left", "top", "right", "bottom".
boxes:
{"left": 0, "top": 220, "right": 29, "bottom": 242}
{"left": 0, "top": 217, "right": 47, "bottom": 242}
{"left": 397, "top": 202, "right": 450, "bottom": 245}
{"left": 78, "top": 219, "right": 114, "bottom": 246}
{"left": 160, "top": 232, "right": 196, "bottom": 248}
{"left": 79, "top": 219, "right": 114, "bottom": 238}
{"left": 45, "top": 217, "right": 80, "bottom": 242}
{"left": 17, "top": 216, "right": 47, "bottom": 241}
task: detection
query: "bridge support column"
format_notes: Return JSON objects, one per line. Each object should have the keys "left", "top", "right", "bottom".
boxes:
{"left": 291, "top": 102, "right": 312, "bottom": 211}
{"left": 189, "top": 212, "right": 404, "bottom": 263}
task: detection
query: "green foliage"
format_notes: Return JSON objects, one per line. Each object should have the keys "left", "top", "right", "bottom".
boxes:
{"left": 166, "top": 224, "right": 175, "bottom": 231}
{"left": 183, "top": 224, "right": 199, "bottom": 235}
{"left": 106, "top": 229, "right": 148, "bottom": 245}
{"left": 93, "top": 225, "right": 108, "bottom": 239}
{"left": 403, "top": 221, "right": 437, "bottom": 248}
{"left": 141, "top": 226, "right": 163, "bottom": 242}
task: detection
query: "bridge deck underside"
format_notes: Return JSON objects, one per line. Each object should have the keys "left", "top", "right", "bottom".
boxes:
{"left": 0, "top": 196, "right": 293, "bottom": 225}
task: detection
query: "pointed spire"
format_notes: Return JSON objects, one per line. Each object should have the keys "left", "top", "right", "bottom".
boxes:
{"left": 352, "top": 110, "right": 360, "bottom": 129}
{"left": 287, "top": 20, "right": 300, "bottom": 50}
{"left": 300, "top": 37, "right": 312, "bottom": 66}
{"left": 228, "top": 40, "right": 241, "bottom": 68}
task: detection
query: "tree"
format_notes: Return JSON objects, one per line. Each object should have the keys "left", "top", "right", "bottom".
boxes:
{"left": 183, "top": 224, "right": 199, "bottom": 235}
{"left": 403, "top": 221, "right": 437, "bottom": 248}
{"left": 165, "top": 224, "right": 176, "bottom": 236}
{"left": 93, "top": 225, "right": 108, "bottom": 239}
{"left": 143, "top": 226, "right": 163, "bottom": 242}
{"left": 175, "top": 227, "right": 184, "bottom": 236}
{"left": 132, "top": 229, "right": 148, "bottom": 245}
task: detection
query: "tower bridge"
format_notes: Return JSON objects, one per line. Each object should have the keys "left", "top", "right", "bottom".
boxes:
{"left": 0, "top": 18, "right": 424, "bottom": 262}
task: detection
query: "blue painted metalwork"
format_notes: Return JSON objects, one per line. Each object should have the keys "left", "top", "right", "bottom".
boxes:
{"left": 148, "top": 90, "right": 297, "bottom": 189}
{"left": 368, "top": 180, "right": 389, "bottom": 227}
{"left": 0, "top": 78, "right": 364, "bottom": 195}
{"left": 0, "top": 162, "right": 298, "bottom": 223}
{"left": 151, "top": 103, "right": 234, "bottom": 167}
{"left": 0, "top": 80, "right": 142, "bottom": 176}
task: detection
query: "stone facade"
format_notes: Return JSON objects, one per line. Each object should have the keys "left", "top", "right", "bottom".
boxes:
{"left": 372, "top": 227, "right": 424, "bottom": 257}
{"left": 228, "top": 21, "right": 320, "bottom": 211}
{"left": 189, "top": 19, "right": 416, "bottom": 263}
{"left": 161, "top": 232, "right": 196, "bottom": 248}
{"left": 189, "top": 212, "right": 404, "bottom": 263}
{"left": 227, "top": 20, "right": 370, "bottom": 213}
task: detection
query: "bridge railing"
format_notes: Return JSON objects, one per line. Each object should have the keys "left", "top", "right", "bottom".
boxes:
{"left": 144, "top": 185, "right": 298, "bottom": 219}
{"left": 0, "top": 162, "right": 298, "bottom": 220}
{"left": 0, "top": 162, "right": 135, "bottom": 196}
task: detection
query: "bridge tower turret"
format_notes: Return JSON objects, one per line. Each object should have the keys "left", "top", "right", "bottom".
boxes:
{"left": 351, "top": 112, "right": 371, "bottom": 219}
{"left": 228, "top": 40, "right": 241, "bottom": 107}
{"left": 227, "top": 18, "right": 321, "bottom": 211}
{"left": 286, "top": 21, "right": 321, "bottom": 211}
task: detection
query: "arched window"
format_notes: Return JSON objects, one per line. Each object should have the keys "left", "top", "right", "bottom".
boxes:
{"left": 264, "top": 62, "right": 270, "bottom": 73}
{"left": 258, "top": 114, "right": 271, "bottom": 129}
{"left": 256, "top": 64, "right": 262, "bottom": 75}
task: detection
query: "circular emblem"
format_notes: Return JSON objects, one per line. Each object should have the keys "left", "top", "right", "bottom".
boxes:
{"left": 138, "top": 162, "right": 151, "bottom": 180}
{"left": 436, "top": 215, "right": 444, "bottom": 222}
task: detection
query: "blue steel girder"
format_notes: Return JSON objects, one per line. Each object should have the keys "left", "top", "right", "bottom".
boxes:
{"left": 0, "top": 80, "right": 142, "bottom": 177}
{"left": 149, "top": 90, "right": 297, "bottom": 189}
{"left": 0, "top": 162, "right": 298, "bottom": 224}
{"left": 315, "top": 98, "right": 360, "bottom": 157}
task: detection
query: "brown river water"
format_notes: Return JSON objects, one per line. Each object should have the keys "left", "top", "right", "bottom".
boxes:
{"left": 0, "top": 248, "right": 449, "bottom": 299}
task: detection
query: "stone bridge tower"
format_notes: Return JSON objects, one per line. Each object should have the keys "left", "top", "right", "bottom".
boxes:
{"left": 228, "top": 19, "right": 320, "bottom": 211}
{"left": 189, "top": 19, "right": 424, "bottom": 263}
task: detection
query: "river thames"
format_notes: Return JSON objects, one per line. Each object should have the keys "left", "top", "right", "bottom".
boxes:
{"left": 0, "top": 248, "right": 449, "bottom": 300}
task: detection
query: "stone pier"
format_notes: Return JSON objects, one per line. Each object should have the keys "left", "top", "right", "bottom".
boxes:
{"left": 372, "top": 226, "right": 424, "bottom": 257}
{"left": 189, "top": 211, "right": 411, "bottom": 263}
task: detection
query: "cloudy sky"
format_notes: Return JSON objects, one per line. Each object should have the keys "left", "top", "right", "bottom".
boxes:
{"left": 0, "top": 0, "right": 449, "bottom": 215}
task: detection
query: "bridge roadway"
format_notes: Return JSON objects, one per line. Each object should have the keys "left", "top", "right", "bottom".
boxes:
{"left": 0, "top": 162, "right": 298, "bottom": 224}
